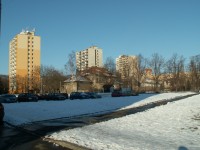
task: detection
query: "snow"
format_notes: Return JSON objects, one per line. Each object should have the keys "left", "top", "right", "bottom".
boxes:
{"left": 3, "top": 92, "right": 200, "bottom": 150}
{"left": 45, "top": 92, "right": 200, "bottom": 150}
{"left": 4, "top": 92, "right": 193, "bottom": 126}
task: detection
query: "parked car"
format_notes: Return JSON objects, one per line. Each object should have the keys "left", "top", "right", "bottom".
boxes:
{"left": 69, "top": 92, "right": 90, "bottom": 100}
{"left": 121, "top": 91, "right": 133, "bottom": 96}
{"left": 112, "top": 90, "right": 138, "bottom": 97}
{"left": 17, "top": 93, "right": 38, "bottom": 102}
{"left": 111, "top": 91, "right": 122, "bottom": 97}
{"left": 0, "top": 103, "right": 4, "bottom": 125}
{"left": 46, "top": 93, "right": 66, "bottom": 100}
{"left": 36, "top": 94, "right": 48, "bottom": 100}
{"left": 85, "top": 92, "right": 102, "bottom": 99}
{"left": 0, "top": 94, "right": 17, "bottom": 103}
{"left": 60, "top": 93, "right": 68, "bottom": 99}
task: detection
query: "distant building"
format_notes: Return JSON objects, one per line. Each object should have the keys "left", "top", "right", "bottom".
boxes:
{"left": 116, "top": 55, "right": 137, "bottom": 79}
{"left": 76, "top": 46, "right": 103, "bottom": 71}
{"left": 64, "top": 75, "right": 92, "bottom": 93}
{"left": 64, "top": 66, "right": 118, "bottom": 93}
{"left": 80, "top": 66, "right": 117, "bottom": 92}
{"left": 9, "top": 29, "right": 41, "bottom": 93}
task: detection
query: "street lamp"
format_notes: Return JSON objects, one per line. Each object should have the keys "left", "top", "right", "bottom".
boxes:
{"left": 40, "top": 77, "right": 43, "bottom": 94}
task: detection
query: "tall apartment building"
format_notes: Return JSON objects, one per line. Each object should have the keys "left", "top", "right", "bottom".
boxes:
{"left": 76, "top": 46, "right": 103, "bottom": 71}
{"left": 9, "top": 30, "right": 41, "bottom": 93}
{"left": 116, "top": 55, "right": 137, "bottom": 79}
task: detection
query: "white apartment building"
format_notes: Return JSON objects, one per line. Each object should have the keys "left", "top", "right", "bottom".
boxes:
{"left": 76, "top": 46, "right": 103, "bottom": 71}
{"left": 116, "top": 55, "right": 137, "bottom": 79}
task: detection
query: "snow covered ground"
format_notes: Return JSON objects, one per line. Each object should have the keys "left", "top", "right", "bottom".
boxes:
{"left": 4, "top": 92, "right": 194, "bottom": 126}
{"left": 3, "top": 92, "right": 199, "bottom": 149}
{"left": 45, "top": 92, "right": 200, "bottom": 150}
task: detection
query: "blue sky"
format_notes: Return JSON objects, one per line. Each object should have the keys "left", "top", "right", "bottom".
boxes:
{"left": 0, "top": 0, "right": 200, "bottom": 75}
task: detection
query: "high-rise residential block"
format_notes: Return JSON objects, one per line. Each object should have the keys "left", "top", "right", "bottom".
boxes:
{"left": 76, "top": 46, "right": 103, "bottom": 71}
{"left": 116, "top": 55, "right": 137, "bottom": 79}
{"left": 9, "top": 30, "right": 41, "bottom": 93}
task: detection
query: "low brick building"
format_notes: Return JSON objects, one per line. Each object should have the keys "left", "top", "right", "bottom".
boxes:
{"left": 64, "top": 67, "right": 119, "bottom": 93}
{"left": 79, "top": 66, "right": 117, "bottom": 92}
{"left": 64, "top": 75, "right": 92, "bottom": 94}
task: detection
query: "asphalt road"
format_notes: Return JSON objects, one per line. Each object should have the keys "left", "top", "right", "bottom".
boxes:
{"left": 0, "top": 123, "right": 70, "bottom": 150}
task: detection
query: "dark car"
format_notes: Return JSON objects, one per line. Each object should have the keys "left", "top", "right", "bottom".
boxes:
{"left": 122, "top": 91, "right": 139, "bottom": 96}
{"left": 17, "top": 93, "right": 38, "bottom": 102}
{"left": 69, "top": 92, "right": 90, "bottom": 100}
{"left": 0, "top": 94, "right": 17, "bottom": 103}
{"left": 111, "top": 91, "right": 122, "bottom": 97}
{"left": 85, "top": 92, "right": 102, "bottom": 99}
{"left": 60, "top": 93, "right": 68, "bottom": 99}
{"left": 36, "top": 94, "right": 48, "bottom": 100}
{"left": 0, "top": 103, "right": 4, "bottom": 125}
{"left": 46, "top": 93, "right": 66, "bottom": 100}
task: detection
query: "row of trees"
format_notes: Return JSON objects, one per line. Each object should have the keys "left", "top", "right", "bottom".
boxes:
{"left": 2, "top": 52, "right": 200, "bottom": 94}
{"left": 105, "top": 53, "right": 200, "bottom": 92}
{"left": 35, "top": 52, "right": 200, "bottom": 93}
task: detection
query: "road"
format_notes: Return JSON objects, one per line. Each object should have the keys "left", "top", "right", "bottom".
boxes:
{"left": 0, "top": 123, "right": 70, "bottom": 150}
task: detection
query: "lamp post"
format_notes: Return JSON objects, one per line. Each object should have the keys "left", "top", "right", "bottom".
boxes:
{"left": 40, "top": 77, "right": 43, "bottom": 94}
{"left": 59, "top": 81, "right": 61, "bottom": 93}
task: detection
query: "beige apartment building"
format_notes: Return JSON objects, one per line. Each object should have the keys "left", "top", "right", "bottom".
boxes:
{"left": 116, "top": 55, "right": 137, "bottom": 79}
{"left": 76, "top": 46, "right": 103, "bottom": 71}
{"left": 9, "top": 30, "right": 41, "bottom": 93}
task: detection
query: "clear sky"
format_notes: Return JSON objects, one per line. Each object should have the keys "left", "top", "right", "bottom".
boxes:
{"left": 0, "top": 0, "right": 200, "bottom": 75}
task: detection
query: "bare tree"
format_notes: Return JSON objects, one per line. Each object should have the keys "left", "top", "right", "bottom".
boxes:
{"left": 148, "top": 53, "right": 165, "bottom": 92}
{"left": 104, "top": 57, "right": 116, "bottom": 73}
{"left": 165, "top": 54, "right": 185, "bottom": 91}
{"left": 32, "top": 66, "right": 41, "bottom": 93}
{"left": 40, "top": 65, "right": 66, "bottom": 93}
{"left": 188, "top": 55, "right": 200, "bottom": 91}
{"left": 119, "top": 56, "right": 138, "bottom": 90}
{"left": 15, "top": 75, "right": 28, "bottom": 93}
{"left": 130, "top": 54, "right": 147, "bottom": 92}
{"left": 65, "top": 51, "right": 76, "bottom": 76}
{"left": 0, "top": 76, "right": 8, "bottom": 94}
